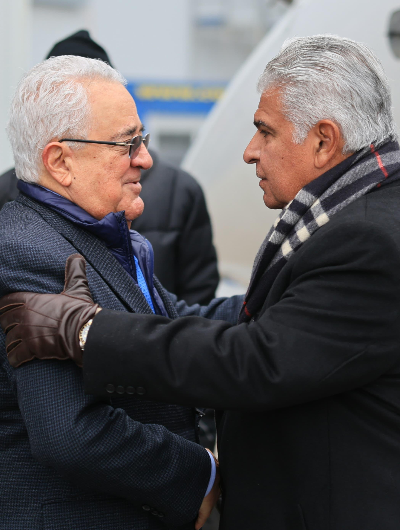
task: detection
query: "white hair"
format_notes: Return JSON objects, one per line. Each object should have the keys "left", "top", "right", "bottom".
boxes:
{"left": 257, "top": 35, "right": 397, "bottom": 153}
{"left": 7, "top": 55, "right": 127, "bottom": 183}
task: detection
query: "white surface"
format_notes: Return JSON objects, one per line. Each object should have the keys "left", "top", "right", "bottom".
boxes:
{"left": 0, "top": 0, "right": 30, "bottom": 174}
{"left": 29, "top": 0, "right": 191, "bottom": 80}
{"left": 216, "top": 277, "right": 247, "bottom": 299}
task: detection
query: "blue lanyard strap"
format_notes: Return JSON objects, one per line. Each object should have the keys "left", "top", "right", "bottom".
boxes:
{"left": 134, "top": 256, "right": 155, "bottom": 313}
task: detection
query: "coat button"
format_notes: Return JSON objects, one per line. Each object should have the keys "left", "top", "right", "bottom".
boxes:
{"left": 158, "top": 512, "right": 165, "bottom": 518}
{"left": 151, "top": 509, "right": 159, "bottom": 516}
{"left": 106, "top": 384, "right": 115, "bottom": 394}
{"left": 136, "top": 387, "right": 146, "bottom": 396}
{"left": 142, "top": 504, "right": 151, "bottom": 511}
{"left": 126, "top": 386, "right": 135, "bottom": 395}
{"left": 116, "top": 385, "right": 125, "bottom": 394}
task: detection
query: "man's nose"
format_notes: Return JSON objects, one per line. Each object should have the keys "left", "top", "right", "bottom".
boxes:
{"left": 132, "top": 143, "right": 153, "bottom": 170}
{"left": 243, "top": 133, "right": 259, "bottom": 165}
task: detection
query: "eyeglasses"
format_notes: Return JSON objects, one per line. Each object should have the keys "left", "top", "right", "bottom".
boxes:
{"left": 59, "top": 133, "right": 150, "bottom": 159}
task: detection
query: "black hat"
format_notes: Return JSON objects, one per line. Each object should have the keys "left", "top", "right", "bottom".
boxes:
{"left": 45, "top": 29, "right": 113, "bottom": 67}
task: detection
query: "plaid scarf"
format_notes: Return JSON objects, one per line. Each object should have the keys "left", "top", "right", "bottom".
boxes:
{"left": 238, "top": 140, "right": 400, "bottom": 324}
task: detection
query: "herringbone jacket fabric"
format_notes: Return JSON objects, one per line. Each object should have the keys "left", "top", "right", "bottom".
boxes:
{"left": 0, "top": 194, "right": 212, "bottom": 530}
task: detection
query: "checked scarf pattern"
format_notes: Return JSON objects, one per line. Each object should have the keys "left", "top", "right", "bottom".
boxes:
{"left": 238, "top": 140, "right": 400, "bottom": 324}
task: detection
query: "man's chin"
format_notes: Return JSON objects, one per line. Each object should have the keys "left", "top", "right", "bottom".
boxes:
{"left": 125, "top": 197, "right": 145, "bottom": 222}
{"left": 263, "top": 193, "right": 283, "bottom": 210}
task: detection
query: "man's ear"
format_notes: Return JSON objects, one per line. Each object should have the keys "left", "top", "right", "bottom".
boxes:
{"left": 312, "top": 120, "right": 345, "bottom": 170}
{"left": 42, "top": 142, "right": 73, "bottom": 187}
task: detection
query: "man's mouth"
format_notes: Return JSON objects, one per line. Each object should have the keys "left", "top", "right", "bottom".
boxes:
{"left": 125, "top": 178, "right": 141, "bottom": 185}
{"left": 125, "top": 181, "right": 142, "bottom": 193}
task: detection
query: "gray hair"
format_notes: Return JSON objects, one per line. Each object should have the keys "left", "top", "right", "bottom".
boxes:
{"left": 257, "top": 35, "right": 397, "bottom": 153}
{"left": 7, "top": 55, "right": 126, "bottom": 183}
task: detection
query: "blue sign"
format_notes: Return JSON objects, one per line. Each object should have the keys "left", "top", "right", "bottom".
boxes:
{"left": 126, "top": 81, "right": 226, "bottom": 124}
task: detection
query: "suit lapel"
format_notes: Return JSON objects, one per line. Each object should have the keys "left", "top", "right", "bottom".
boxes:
{"left": 18, "top": 195, "right": 153, "bottom": 314}
{"left": 153, "top": 276, "right": 178, "bottom": 319}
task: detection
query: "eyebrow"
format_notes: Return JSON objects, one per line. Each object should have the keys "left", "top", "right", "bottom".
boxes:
{"left": 254, "top": 120, "right": 275, "bottom": 133}
{"left": 110, "top": 124, "right": 145, "bottom": 142}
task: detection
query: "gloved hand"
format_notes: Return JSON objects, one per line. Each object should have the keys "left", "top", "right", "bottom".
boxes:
{"left": 0, "top": 254, "right": 99, "bottom": 368}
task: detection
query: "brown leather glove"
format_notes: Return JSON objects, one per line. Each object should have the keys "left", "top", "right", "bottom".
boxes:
{"left": 0, "top": 254, "right": 99, "bottom": 368}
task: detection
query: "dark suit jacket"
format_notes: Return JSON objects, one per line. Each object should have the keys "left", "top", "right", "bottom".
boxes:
{"left": 0, "top": 194, "right": 212, "bottom": 530}
{"left": 83, "top": 180, "right": 400, "bottom": 530}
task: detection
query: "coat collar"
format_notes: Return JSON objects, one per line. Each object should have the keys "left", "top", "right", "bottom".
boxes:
{"left": 17, "top": 181, "right": 128, "bottom": 249}
{"left": 16, "top": 190, "right": 154, "bottom": 315}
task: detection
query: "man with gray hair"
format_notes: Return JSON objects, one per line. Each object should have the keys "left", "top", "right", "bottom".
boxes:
{"left": 0, "top": 54, "right": 223, "bottom": 529}
{"left": 3, "top": 35, "right": 400, "bottom": 529}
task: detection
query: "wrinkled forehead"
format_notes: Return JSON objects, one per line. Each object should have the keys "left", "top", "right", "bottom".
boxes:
{"left": 84, "top": 79, "right": 142, "bottom": 137}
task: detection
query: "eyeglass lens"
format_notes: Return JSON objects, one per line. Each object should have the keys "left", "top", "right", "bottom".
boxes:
{"left": 129, "top": 133, "right": 150, "bottom": 158}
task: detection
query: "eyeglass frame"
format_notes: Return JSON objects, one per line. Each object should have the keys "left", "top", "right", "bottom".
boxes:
{"left": 59, "top": 133, "right": 150, "bottom": 159}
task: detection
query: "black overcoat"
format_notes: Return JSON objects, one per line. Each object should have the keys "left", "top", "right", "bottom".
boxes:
{"left": 84, "top": 180, "right": 400, "bottom": 530}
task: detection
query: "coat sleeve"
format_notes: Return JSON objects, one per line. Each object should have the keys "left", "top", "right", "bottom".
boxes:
{"left": 83, "top": 220, "right": 400, "bottom": 409}
{"left": 0, "top": 240, "right": 211, "bottom": 528}
{"left": 169, "top": 290, "right": 245, "bottom": 324}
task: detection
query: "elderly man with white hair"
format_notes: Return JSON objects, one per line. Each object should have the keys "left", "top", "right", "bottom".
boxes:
{"left": 3, "top": 35, "right": 400, "bottom": 530}
{"left": 0, "top": 55, "right": 227, "bottom": 530}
